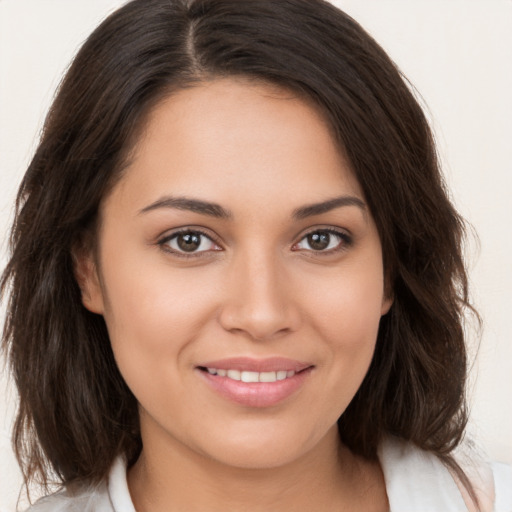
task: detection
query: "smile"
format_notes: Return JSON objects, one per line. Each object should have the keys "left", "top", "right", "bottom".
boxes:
{"left": 197, "top": 358, "right": 313, "bottom": 408}
{"left": 204, "top": 368, "right": 296, "bottom": 382}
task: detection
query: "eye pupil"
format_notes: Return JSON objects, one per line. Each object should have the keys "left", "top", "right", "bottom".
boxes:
{"left": 177, "top": 232, "right": 201, "bottom": 252}
{"left": 308, "top": 232, "right": 330, "bottom": 250}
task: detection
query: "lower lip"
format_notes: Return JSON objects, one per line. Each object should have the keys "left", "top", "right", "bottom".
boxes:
{"left": 198, "top": 368, "right": 313, "bottom": 408}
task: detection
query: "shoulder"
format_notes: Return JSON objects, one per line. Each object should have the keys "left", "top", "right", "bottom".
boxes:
{"left": 486, "top": 461, "right": 512, "bottom": 512}
{"left": 378, "top": 436, "right": 512, "bottom": 512}
{"left": 453, "top": 442, "right": 512, "bottom": 512}
{"left": 24, "top": 457, "right": 133, "bottom": 512}
{"left": 378, "top": 436, "right": 468, "bottom": 511}
{"left": 24, "top": 481, "right": 114, "bottom": 512}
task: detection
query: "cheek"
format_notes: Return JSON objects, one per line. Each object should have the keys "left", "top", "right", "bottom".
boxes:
{"left": 303, "top": 257, "right": 385, "bottom": 392}
{"left": 99, "top": 253, "right": 221, "bottom": 372}
{"left": 309, "top": 261, "right": 385, "bottom": 342}
{"left": 100, "top": 261, "right": 224, "bottom": 424}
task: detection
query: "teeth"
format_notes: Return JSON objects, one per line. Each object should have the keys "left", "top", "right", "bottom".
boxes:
{"left": 227, "top": 369, "right": 241, "bottom": 380}
{"left": 205, "top": 368, "right": 297, "bottom": 382}
{"left": 241, "top": 371, "right": 259, "bottom": 383}
{"left": 259, "top": 371, "right": 277, "bottom": 383}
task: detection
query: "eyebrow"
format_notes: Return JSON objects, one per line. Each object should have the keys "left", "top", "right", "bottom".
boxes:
{"left": 139, "top": 196, "right": 232, "bottom": 218}
{"left": 139, "top": 194, "right": 366, "bottom": 220}
{"left": 292, "top": 196, "right": 366, "bottom": 219}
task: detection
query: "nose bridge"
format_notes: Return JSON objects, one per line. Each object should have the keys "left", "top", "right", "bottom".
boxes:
{"left": 218, "top": 242, "right": 299, "bottom": 340}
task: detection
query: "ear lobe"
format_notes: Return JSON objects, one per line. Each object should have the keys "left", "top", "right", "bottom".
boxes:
{"left": 381, "top": 293, "right": 394, "bottom": 316}
{"left": 72, "top": 245, "right": 105, "bottom": 315}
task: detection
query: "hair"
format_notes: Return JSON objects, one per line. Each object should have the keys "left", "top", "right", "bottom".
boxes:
{"left": 1, "top": 0, "right": 478, "bottom": 506}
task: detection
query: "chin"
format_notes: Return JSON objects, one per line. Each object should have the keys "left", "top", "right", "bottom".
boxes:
{"left": 191, "top": 420, "right": 338, "bottom": 471}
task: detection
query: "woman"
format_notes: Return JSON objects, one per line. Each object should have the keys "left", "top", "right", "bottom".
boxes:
{"left": 1, "top": 0, "right": 510, "bottom": 510}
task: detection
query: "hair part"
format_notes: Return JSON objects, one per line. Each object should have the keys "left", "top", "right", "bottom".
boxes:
{"left": 1, "top": 0, "right": 479, "bottom": 507}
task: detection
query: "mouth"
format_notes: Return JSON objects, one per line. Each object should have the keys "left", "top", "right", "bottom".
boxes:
{"left": 199, "top": 367, "right": 301, "bottom": 382}
{"left": 196, "top": 357, "right": 314, "bottom": 408}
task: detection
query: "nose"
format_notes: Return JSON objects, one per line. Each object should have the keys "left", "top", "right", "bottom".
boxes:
{"left": 217, "top": 249, "right": 301, "bottom": 341}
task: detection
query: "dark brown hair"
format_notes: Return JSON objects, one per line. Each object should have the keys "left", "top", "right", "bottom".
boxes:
{"left": 1, "top": 0, "right": 477, "bottom": 504}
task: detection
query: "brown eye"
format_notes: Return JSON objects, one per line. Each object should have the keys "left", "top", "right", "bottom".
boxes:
{"left": 307, "top": 232, "right": 331, "bottom": 250}
{"left": 294, "top": 229, "right": 351, "bottom": 253}
{"left": 161, "top": 230, "right": 219, "bottom": 254}
{"left": 177, "top": 232, "right": 202, "bottom": 252}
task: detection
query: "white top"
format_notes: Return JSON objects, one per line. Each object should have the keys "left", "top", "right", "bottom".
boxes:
{"left": 26, "top": 438, "right": 512, "bottom": 512}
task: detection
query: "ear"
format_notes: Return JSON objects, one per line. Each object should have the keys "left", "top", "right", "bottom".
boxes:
{"left": 72, "top": 243, "right": 105, "bottom": 315}
{"left": 381, "top": 271, "right": 394, "bottom": 316}
{"left": 380, "top": 284, "right": 394, "bottom": 315}
{"left": 381, "top": 294, "right": 393, "bottom": 316}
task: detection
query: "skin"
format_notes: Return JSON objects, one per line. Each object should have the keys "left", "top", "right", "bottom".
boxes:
{"left": 78, "top": 78, "right": 392, "bottom": 511}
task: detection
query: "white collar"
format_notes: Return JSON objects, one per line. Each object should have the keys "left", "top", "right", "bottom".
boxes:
{"left": 107, "top": 438, "right": 468, "bottom": 512}
{"left": 108, "top": 456, "right": 136, "bottom": 512}
{"left": 378, "top": 436, "right": 468, "bottom": 511}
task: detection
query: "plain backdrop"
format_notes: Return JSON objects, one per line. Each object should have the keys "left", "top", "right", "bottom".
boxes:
{"left": 1, "top": 1, "right": 511, "bottom": 510}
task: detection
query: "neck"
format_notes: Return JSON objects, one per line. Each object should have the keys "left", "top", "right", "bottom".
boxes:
{"left": 127, "top": 422, "right": 387, "bottom": 512}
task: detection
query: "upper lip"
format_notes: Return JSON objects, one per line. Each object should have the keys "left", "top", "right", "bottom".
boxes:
{"left": 197, "top": 357, "right": 313, "bottom": 373}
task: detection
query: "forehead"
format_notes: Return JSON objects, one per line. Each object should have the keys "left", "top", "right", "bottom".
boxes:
{"left": 107, "top": 78, "right": 363, "bottom": 215}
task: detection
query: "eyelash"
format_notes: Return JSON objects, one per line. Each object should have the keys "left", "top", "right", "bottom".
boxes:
{"left": 157, "top": 228, "right": 221, "bottom": 260}
{"left": 157, "top": 227, "right": 352, "bottom": 259}
{"left": 292, "top": 228, "right": 352, "bottom": 255}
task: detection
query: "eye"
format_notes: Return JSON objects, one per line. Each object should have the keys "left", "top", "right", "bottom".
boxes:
{"left": 293, "top": 229, "right": 351, "bottom": 253}
{"left": 159, "top": 229, "right": 220, "bottom": 255}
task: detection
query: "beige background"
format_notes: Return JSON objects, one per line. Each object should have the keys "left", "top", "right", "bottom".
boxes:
{"left": 1, "top": 1, "right": 511, "bottom": 509}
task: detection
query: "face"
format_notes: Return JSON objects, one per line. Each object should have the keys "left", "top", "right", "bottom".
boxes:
{"left": 80, "top": 78, "right": 392, "bottom": 470}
